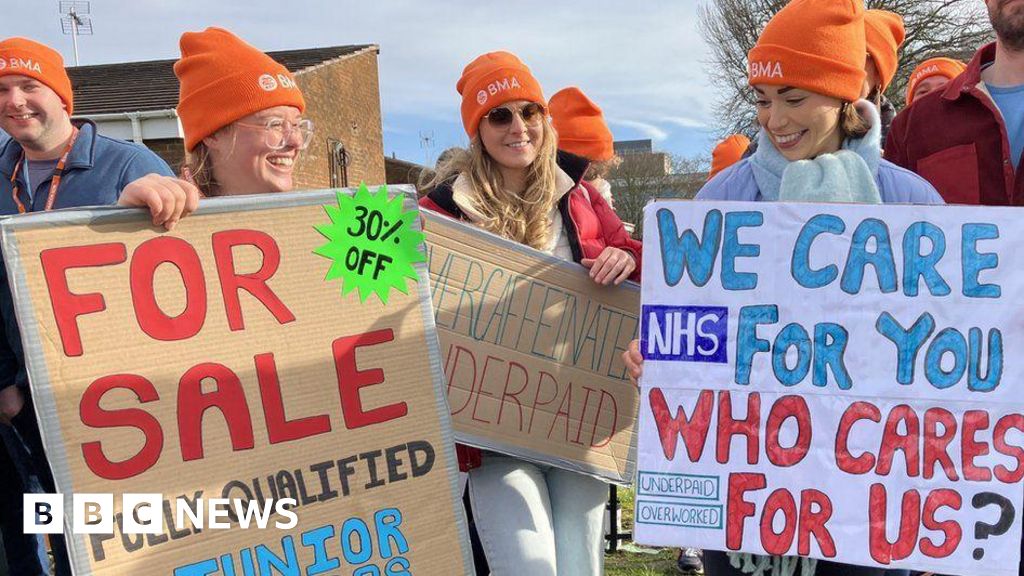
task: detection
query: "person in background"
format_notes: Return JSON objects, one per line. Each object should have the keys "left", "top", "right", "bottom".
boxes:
{"left": 707, "top": 133, "right": 750, "bottom": 180}
{"left": 863, "top": 9, "right": 905, "bottom": 139}
{"left": 886, "top": 0, "right": 1024, "bottom": 209}
{"left": 904, "top": 57, "right": 967, "bottom": 106}
{"left": 549, "top": 86, "right": 621, "bottom": 207}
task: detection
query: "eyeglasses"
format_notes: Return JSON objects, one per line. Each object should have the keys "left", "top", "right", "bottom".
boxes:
{"left": 234, "top": 117, "right": 315, "bottom": 150}
{"left": 483, "top": 103, "right": 546, "bottom": 128}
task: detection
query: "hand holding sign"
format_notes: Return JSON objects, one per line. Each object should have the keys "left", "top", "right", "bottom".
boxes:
{"left": 581, "top": 246, "right": 636, "bottom": 285}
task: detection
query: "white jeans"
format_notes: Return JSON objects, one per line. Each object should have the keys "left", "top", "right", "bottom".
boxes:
{"left": 468, "top": 455, "right": 608, "bottom": 576}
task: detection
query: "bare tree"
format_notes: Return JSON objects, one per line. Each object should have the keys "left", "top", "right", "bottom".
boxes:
{"left": 699, "top": 0, "right": 992, "bottom": 136}
{"left": 610, "top": 154, "right": 708, "bottom": 238}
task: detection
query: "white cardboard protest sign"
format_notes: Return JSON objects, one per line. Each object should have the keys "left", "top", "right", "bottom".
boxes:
{"left": 635, "top": 200, "right": 1024, "bottom": 576}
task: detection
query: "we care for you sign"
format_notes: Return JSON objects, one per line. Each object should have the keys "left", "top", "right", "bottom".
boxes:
{"left": 635, "top": 200, "right": 1024, "bottom": 576}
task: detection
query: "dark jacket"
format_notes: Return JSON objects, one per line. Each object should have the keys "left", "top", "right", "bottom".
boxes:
{"left": 885, "top": 43, "right": 1022, "bottom": 205}
{"left": 0, "top": 120, "right": 173, "bottom": 390}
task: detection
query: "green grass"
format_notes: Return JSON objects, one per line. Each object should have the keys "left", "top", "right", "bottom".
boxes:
{"left": 605, "top": 548, "right": 681, "bottom": 576}
{"left": 604, "top": 487, "right": 697, "bottom": 575}
{"left": 620, "top": 484, "right": 635, "bottom": 531}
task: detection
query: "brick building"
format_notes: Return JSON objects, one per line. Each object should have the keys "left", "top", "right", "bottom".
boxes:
{"left": 66, "top": 44, "right": 386, "bottom": 189}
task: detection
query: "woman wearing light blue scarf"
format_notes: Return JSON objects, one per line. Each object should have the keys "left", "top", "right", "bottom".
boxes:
{"left": 698, "top": 97, "right": 941, "bottom": 206}
{"left": 673, "top": 94, "right": 939, "bottom": 576}
{"left": 625, "top": 0, "right": 943, "bottom": 575}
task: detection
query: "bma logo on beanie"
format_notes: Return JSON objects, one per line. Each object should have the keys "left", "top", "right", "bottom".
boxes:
{"left": 277, "top": 73, "right": 295, "bottom": 89}
{"left": 476, "top": 76, "right": 523, "bottom": 106}
{"left": 258, "top": 73, "right": 278, "bottom": 91}
{"left": 0, "top": 58, "right": 43, "bottom": 74}
{"left": 913, "top": 64, "right": 940, "bottom": 82}
{"left": 749, "top": 60, "right": 783, "bottom": 79}
{"left": 258, "top": 72, "right": 296, "bottom": 92}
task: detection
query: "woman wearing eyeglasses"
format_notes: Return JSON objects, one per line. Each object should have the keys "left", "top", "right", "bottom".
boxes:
{"left": 420, "top": 51, "right": 641, "bottom": 576}
{"left": 172, "top": 27, "right": 312, "bottom": 196}
{"left": 128, "top": 28, "right": 311, "bottom": 198}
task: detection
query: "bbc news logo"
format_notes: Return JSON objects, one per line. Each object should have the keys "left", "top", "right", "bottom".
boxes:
{"left": 641, "top": 304, "right": 728, "bottom": 363}
{"left": 24, "top": 494, "right": 298, "bottom": 534}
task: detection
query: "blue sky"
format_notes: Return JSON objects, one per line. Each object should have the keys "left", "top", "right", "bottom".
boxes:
{"left": 2, "top": 1, "right": 721, "bottom": 166}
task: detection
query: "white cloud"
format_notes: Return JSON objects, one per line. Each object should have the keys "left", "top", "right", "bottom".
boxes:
{"left": 660, "top": 116, "right": 710, "bottom": 130}
{"left": 609, "top": 119, "right": 669, "bottom": 142}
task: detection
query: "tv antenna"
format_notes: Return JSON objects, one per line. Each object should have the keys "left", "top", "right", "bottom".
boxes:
{"left": 59, "top": 1, "right": 93, "bottom": 66}
{"left": 419, "top": 131, "right": 436, "bottom": 166}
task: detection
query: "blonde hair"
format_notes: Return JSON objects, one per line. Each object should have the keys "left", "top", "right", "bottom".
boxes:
{"left": 421, "top": 118, "right": 560, "bottom": 250}
{"left": 182, "top": 125, "right": 236, "bottom": 196}
{"left": 182, "top": 142, "right": 216, "bottom": 196}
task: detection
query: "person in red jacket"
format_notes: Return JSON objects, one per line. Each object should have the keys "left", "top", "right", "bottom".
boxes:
{"left": 419, "top": 51, "right": 640, "bottom": 576}
{"left": 863, "top": 9, "right": 905, "bottom": 140}
{"left": 904, "top": 57, "right": 967, "bottom": 106}
{"left": 885, "top": 0, "right": 1024, "bottom": 206}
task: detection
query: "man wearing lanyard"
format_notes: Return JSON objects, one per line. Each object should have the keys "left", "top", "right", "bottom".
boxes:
{"left": 0, "top": 37, "right": 198, "bottom": 575}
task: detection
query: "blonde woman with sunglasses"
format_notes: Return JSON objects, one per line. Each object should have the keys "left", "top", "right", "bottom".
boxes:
{"left": 420, "top": 51, "right": 642, "bottom": 576}
{"left": 130, "top": 27, "right": 312, "bottom": 197}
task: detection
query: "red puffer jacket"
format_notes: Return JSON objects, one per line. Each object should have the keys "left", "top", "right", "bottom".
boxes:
{"left": 419, "top": 150, "right": 642, "bottom": 470}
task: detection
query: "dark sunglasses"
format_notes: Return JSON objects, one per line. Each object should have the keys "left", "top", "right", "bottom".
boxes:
{"left": 483, "top": 103, "right": 546, "bottom": 127}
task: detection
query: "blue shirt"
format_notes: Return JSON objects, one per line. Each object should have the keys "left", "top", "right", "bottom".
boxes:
{"left": 0, "top": 120, "right": 173, "bottom": 213}
{"left": 25, "top": 158, "right": 59, "bottom": 202}
{"left": 987, "top": 82, "right": 1024, "bottom": 169}
{"left": 0, "top": 120, "right": 174, "bottom": 390}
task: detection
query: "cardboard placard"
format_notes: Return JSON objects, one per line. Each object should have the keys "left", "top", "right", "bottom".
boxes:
{"left": 1, "top": 187, "right": 473, "bottom": 575}
{"left": 422, "top": 210, "right": 640, "bottom": 484}
{"left": 634, "top": 200, "right": 1024, "bottom": 575}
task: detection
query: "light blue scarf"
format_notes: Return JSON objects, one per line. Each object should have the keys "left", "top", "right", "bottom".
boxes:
{"left": 748, "top": 100, "right": 882, "bottom": 204}
{"left": 730, "top": 100, "right": 883, "bottom": 576}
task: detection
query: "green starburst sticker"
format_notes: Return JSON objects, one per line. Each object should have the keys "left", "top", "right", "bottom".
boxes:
{"left": 314, "top": 183, "right": 425, "bottom": 304}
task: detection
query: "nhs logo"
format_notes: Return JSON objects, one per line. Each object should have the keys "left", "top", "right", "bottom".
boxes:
{"left": 641, "top": 305, "right": 728, "bottom": 363}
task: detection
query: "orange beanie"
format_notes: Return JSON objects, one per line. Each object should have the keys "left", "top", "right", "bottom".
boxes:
{"left": 708, "top": 134, "right": 750, "bottom": 181}
{"left": 0, "top": 38, "right": 73, "bottom": 115}
{"left": 747, "top": 0, "right": 867, "bottom": 102}
{"left": 864, "top": 10, "right": 905, "bottom": 92}
{"left": 456, "top": 51, "right": 545, "bottom": 138}
{"left": 906, "top": 57, "right": 967, "bottom": 105}
{"left": 175, "top": 27, "right": 305, "bottom": 151}
{"left": 549, "top": 87, "right": 614, "bottom": 162}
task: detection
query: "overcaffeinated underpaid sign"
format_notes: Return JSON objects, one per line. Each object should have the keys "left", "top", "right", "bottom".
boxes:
{"left": 635, "top": 200, "right": 1024, "bottom": 575}
{"left": 422, "top": 211, "right": 640, "bottom": 484}
{"left": 1, "top": 187, "right": 472, "bottom": 575}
